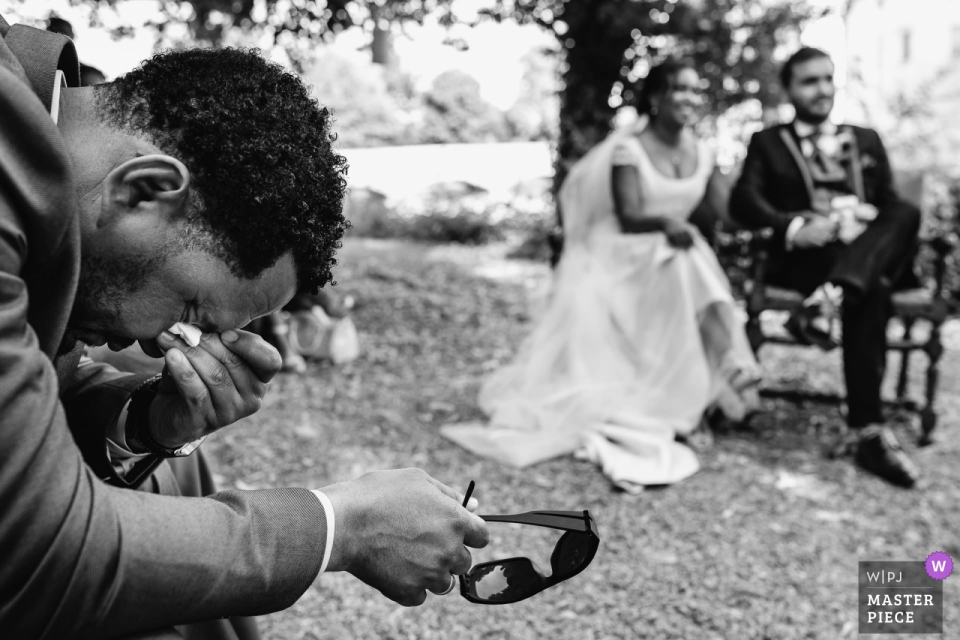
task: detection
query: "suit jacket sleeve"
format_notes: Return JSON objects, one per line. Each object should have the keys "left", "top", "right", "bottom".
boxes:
{"left": 0, "top": 61, "right": 326, "bottom": 640}
{"left": 730, "top": 130, "right": 796, "bottom": 234}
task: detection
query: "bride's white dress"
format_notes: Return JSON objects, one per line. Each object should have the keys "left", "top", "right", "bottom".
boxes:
{"left": 441, "top": 125, "right": 757, "bottom": 488}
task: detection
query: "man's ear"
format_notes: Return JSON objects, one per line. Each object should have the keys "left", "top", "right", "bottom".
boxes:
{"left": 99, "top": 154, "right": 190, "bottom": 227}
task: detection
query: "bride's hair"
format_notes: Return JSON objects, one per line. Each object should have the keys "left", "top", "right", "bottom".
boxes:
{"left": 637, "top": 59, "right": 697, "bottom": 117}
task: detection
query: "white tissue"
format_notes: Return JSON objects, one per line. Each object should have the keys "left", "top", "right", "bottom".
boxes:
{"left": 168, "top": 322, "right": 202, "bottom": 347}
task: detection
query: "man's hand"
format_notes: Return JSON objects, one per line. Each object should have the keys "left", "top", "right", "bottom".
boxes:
{"left": 662, "top": 218, "right": 695, "bottom": 249}
{"left": 145, "top": 329, "right": 282, "bottom": 448}
{"left": 854, "top": 202, "right": 879, "bottom": 222}
{"left": 792, "top": 216, "right": 838, "bottom": 249}
{"left": 321, "top": 469, "right": 489, "bottom": 607}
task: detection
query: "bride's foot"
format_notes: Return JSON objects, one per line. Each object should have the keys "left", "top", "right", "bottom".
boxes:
{"left": 716, "top": 358, "right": 762, "bottom": 422}
{"left": 682, "top": 414, "right": 714, "bottom": 452}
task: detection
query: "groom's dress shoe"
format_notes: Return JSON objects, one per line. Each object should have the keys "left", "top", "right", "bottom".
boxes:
{"left": 785, "top": 307, "right": 838, "bottom": 351}
{"left": 854, "top": 425, "right": 920, "bottom": 488}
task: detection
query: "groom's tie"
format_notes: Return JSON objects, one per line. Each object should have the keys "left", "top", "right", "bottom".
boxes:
{"left": 802, "top": 127, "right": 847, "bottom": 184}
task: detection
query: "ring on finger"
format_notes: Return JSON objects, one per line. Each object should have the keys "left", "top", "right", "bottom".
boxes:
{"left": 439, "top": 574, "right": 456, "bottom": 596}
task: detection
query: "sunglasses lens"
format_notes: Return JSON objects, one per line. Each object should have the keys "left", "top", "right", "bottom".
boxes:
{"left": 465, "top": 558, "right": 547, "bottom": 603}
{"left": 551, "top": 531, "right": 593, "bottom": 577}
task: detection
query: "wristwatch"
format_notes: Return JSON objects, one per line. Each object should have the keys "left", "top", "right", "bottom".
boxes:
{"left": 127, "top": 374, "right": 207, "bottom": 458}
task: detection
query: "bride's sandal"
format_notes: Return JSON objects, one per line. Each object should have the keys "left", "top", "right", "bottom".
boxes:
{"left": 682, "top": 414, "right": 714, "bottom": 452}
{"left": 716, "top": 359, "right": 762, "bottom": 422}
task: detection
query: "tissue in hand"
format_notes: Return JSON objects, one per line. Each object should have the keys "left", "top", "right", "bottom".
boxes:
{"left": 168, "top": 322, "right": 202, "bottom": 347}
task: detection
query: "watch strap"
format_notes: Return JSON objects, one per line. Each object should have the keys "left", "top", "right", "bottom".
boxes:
{"left": 128, "top": 374, "right": 207, "bottom": 458}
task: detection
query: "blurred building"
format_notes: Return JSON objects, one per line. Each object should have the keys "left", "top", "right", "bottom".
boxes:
{"left": 845, "top": 0, "right": 960, "bottom": 170}
{"left": 847, "top": 0, "right": 959, "bottom": 99}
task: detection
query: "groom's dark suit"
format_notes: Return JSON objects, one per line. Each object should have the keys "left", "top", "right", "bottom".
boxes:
{"left": 730, "top": 123, "right": 920, "bottom": 427}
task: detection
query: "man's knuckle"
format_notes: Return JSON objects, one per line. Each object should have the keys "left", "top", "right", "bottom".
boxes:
{"left": 220, "top": 404, "right": 240, "bottom": 422}
{"left": 243, "top": 396, "right": 263, "bottom": 415}
{"left": 223, "top": 352, "right": 245, "bottom": 371}
{"left": 208, "top": 366, "right": 230, "bottom": 388}
{"left": 189, "top": 388, "right": 208, "bottom": 407}
{"left": 203, "top": 402, "right": 222, "bottom": 424}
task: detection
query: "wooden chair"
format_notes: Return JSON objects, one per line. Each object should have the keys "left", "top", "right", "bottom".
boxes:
{"left": 717, "top": 227, "right": 952, "bottom": 445}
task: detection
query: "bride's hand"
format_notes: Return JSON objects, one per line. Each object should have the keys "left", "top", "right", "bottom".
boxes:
{"left": 662, "top": 218, "right": 694, "bottom": 249}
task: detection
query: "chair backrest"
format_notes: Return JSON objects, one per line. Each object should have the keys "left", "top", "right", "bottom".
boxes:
{"left": 893, "top": 169, "right": 925, "bottom": 210}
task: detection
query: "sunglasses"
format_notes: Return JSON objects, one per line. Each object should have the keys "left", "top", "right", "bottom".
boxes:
{"left": 458, "top": 509, "right": 600, "bottom": 605}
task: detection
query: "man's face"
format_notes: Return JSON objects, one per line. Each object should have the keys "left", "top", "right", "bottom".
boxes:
{"left": 68, "top": 244, "right": 298, "bottom": 352}
{"left": 787, "top": 56, "right": 835, "bottom": 124}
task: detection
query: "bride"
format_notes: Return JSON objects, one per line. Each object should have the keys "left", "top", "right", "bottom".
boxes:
{"left": 442, "top": 60, "right": 759, "bottom": 489}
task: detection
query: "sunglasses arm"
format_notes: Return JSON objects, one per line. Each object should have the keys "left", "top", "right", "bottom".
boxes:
{"left": 479, "top": 512, "right": 590, "bottom": 531}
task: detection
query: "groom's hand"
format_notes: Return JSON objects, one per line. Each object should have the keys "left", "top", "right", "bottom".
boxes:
{"left": 793, "top": 216, "right": 838, "bottom": 249}
{"left": 321, "top": 469, "right": 488, "bottom": 606}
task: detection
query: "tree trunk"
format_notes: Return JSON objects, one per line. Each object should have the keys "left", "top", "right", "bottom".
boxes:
{"left": 552, "top": 7, "right": 633, "bottom": 230}
{"left": 370, "top": 7, "right": 396, "bottom": 68}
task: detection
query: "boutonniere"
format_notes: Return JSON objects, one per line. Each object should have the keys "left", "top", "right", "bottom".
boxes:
{"left": 837, "top": 128, "right": 855, "bottom": 155}
{"left": 815, "top": 127, "right": 854, "bottom": 160}
{"left": 860, "top": 153, "right": 877, "bottom": 169}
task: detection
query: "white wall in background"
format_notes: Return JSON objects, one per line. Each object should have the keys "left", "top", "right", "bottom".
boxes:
{"left": 341, "top": 141, "right": 553, "bottom": 203}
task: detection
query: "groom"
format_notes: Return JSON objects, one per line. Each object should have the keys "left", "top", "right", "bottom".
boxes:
{"left": 730, "top": 47, "right": 921, "bottom": 488}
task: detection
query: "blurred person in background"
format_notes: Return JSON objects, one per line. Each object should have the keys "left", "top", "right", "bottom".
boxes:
{"left": 248, "top": 289, "right": 358, "bottom": 374}
{"left": 47, "top": 16, "right": 107, "bottom": 86}
{"left": 731, "top": 47, "right": 922, "bottom": 488}
{"left": 1, "top": 16, "right": 487, "bottom": 639}
{"left": 443, "top": 59, "right": 759, "bottom": 492}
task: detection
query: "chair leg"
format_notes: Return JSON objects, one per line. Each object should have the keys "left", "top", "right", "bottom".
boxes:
{"left": 919, "top": 324, "right": 944, "bottom": 447}
{"left": 746, "top": 314, "right": 765, "bottom": 356}
{"left": 896, "top": 320, "right": 913, "bottom": 403}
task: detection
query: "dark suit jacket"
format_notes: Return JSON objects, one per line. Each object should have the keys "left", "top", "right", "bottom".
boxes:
{"left": 730, "top": 123, "right": 908, "bottom": 278}
{"left": 0, "top": 16, "right": 326, "bottom": 639}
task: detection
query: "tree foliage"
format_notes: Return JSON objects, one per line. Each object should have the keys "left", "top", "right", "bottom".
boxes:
{"left": 36, "top": 0, "right": 813, "bottom": 160}
{"left": 505, "top": 47, "right": 561, "bottom": 141}
{"left": 479, "top": 0, "right": 814, "bottom": 176}
{"left": 47, "top": 0, "right": 453, "bottom": 44}
{"left": 420, "top": 70, "right": 510, "bottom": 143}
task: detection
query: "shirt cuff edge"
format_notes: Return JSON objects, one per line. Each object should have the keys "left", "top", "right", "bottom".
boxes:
{"left": 310, "top": 490, "right": 336, "bottom": 574}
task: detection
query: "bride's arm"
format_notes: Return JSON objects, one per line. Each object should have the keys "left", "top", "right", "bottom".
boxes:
{"left": 702, "top": 166, "right": 731, "bottom": 222}
{"left": 688, "top": 166, "right": 732, "bottom": 239}
{"left": 611, "top": 165, "right": 691, "bottom": 248}
{"left": 611, "top": 164, "right": 671, "bottom": 234}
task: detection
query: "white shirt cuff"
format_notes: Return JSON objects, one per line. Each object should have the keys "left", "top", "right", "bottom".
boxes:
{"left": 784, "top": 216, "right": 806, "bottom": 251}
{"left": 310, "top": 490, "right": 336, "bottom": 574}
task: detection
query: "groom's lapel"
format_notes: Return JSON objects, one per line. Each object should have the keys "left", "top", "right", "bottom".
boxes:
{"left": 845, "top": 126, "right": 866, "bottom": 201}
{"left": 777, "top": 127, "right": 817, "bottom": 205}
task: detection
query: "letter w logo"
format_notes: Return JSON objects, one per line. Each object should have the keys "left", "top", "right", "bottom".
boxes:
{"left": 933, "top": 560, "right": 947, "bottom": 572}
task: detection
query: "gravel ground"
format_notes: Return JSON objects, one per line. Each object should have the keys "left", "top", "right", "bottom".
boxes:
{"left": 205, "top": 238, "right": 960, "bottom": 640}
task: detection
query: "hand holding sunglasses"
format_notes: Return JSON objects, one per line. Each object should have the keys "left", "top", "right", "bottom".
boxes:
{"left": 454, "top": 482, "right": 600, "bottom": 605}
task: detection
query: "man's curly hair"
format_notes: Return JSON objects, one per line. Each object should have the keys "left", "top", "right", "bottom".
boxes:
{"left": 96, "top": 47, "right": 349, "bottom": 293}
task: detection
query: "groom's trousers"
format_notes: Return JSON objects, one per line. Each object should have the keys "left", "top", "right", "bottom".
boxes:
{"left": 771, "top": 200, "right": 921, "bottom": 427}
